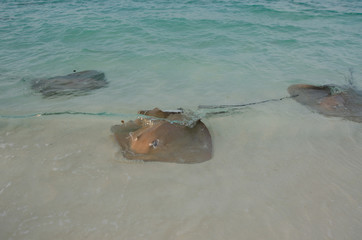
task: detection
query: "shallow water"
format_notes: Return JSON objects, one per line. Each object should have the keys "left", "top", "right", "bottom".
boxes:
{"left": 1, "top": 0, "right": 362, "bottom": 239}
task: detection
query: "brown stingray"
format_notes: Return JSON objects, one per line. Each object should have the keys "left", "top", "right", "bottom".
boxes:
{"left": 111, "top": 108, "right": 213, "bottom": 163}
{"left": 288, "top": 84, "right": 362, "bottom": 122}
{"left": 31, "top": 70, "right": 107, "bottom": 97}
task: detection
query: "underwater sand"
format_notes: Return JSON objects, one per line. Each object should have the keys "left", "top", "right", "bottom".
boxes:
{"left": 1, "top": 101, "right": 362, "bottom": 239}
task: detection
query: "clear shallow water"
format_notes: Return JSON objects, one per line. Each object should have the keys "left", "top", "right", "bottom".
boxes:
{"left": 1, "top": 0, "right": 362, "bottom": 239}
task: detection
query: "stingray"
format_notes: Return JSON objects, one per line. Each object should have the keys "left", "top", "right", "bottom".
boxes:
{"left": 31, "top": 70, "right": 107, "bottom": 97}
{"left": 111, "top": 108, "right": 213, "bottom": 163}
{"left": 288, "top": 84, "right": 362, "bottom": 122}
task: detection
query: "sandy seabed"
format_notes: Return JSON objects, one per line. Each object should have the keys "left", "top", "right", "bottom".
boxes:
{"left": 1, "top": 102, "right": 362, "bottom": 240}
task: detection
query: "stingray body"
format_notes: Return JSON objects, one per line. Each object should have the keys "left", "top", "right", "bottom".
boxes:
{"left": 288, "top": 84, "right": 362, "bottom": 122}
{"left": 111, "top": 108, "right": 213, "bottom": 163}
{"left": 31, "top": 70, "right": 107, "bottom": 97}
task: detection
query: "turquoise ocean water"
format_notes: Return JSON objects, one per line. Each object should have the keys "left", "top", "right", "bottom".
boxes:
{"left": 1, "top": 1, "right": 362, "bottom": 239}
{"left": 1, "top": 0, "right": 361, "bottom": 116}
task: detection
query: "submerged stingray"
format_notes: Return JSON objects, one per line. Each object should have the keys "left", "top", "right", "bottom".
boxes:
{"left": 288, "top": 84, "right": 362, "bottom": 122}
{"left": 31, "top": 70, "right": 107, "bottom": 97}
{"left": 111, "top": 108, "right": 213, "bottom": 163}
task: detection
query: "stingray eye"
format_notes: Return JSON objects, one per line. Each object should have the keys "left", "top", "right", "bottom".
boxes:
{"left": 149, "top": 139, "right": 159, "bottom": 149}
